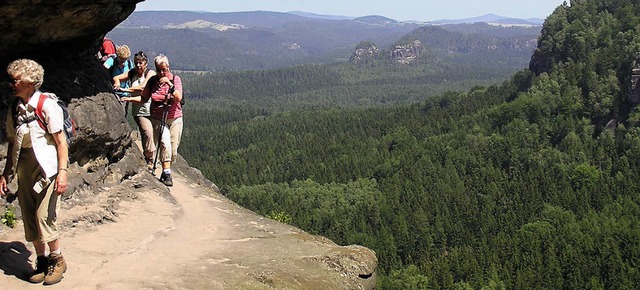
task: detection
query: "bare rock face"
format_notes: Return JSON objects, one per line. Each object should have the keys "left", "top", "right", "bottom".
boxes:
{"left": 391, "top": 40, "right": 423, "bottom": 64}
{"left": 350, "top": 43, "right": 380, "bottom": 64}
{"left": 0, "top": 0, "right": 141, "bottom": 101}
{"left": 0, "top": 1, "right": 138, "bottom": 52}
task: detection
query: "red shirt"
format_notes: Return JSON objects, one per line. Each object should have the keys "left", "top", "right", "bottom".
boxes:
{"left": 141, "top": 74, "right": 183, "bottom": 120}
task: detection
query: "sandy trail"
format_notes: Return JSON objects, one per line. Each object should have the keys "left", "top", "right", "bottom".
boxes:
{"left": 0, "top": 170, "right": 237, "bottom": 289}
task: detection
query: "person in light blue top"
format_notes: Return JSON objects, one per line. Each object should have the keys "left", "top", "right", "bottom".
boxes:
{"left": 104, "top": 45, "right": 134, "bottom": 114}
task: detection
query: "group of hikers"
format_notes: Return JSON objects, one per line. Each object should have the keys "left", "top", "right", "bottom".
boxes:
{"left": 0, "top": 37, "right": 183, "bottom": 285}
{"left": 101, "top": 40, "right": 184, "bottom": 187}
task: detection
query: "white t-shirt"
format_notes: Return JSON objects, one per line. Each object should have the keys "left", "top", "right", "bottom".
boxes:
{"left": 6, "top": 91, "right": 64, "bottom": 178}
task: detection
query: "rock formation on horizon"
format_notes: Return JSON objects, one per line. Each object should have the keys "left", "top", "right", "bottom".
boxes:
{"left": 0, "top": 1, "right": 377, "bottom": 288}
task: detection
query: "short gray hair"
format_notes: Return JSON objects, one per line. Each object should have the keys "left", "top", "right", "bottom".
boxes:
{"left": 7, "top": 59, "right": 44, "bottom": 90}
{"left": 154, "top": 54, "right": 170, "bottom": 68}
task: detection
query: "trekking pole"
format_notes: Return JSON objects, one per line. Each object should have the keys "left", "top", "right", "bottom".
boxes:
{"left": 152, "top": 94, "right": 171, "bottom": 176}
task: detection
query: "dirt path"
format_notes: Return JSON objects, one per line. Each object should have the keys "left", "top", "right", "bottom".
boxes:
{"left": 0, "top": 164, "right": 377, "bottom": 289}
{"left": 0, "top": 170, "right": 242, "bottom": 289}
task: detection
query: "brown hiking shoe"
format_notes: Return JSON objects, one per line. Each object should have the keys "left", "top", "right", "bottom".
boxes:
{"left": 28, "top": 255, "right": 49, "bottom": 283}
{"left": 43, "top": 252, "right": 67, "bottom": 285}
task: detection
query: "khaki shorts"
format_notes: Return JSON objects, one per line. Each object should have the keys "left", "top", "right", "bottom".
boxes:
{"left": 152, "top": 117, "right": 183, "bottom": 163}
{"left": 16, "top": 148, "right": 60, "bottom": 243}
{"left": 135, "top": 115, "right": 156, "bottom": 158}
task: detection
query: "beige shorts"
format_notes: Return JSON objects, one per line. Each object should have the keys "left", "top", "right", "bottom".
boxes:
{"left": 152, "top": 117, "right": 183, "bottom": 163}
{"left": 135, "top": 115, "right": 156, "bottom": 158}
{"left": 16, "top": 148, "right": 60, "bottom": 243}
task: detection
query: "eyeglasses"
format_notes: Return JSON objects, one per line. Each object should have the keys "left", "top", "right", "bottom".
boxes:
{"left": 157, "top": 67, "right": 169, "bottom": 73}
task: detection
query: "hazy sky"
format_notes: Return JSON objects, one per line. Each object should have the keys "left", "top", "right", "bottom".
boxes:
{"left": 136, "top": 0, "right": 568, "bottom": 21}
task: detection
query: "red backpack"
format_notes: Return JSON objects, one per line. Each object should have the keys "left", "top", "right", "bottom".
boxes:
{"left": 12, "top": 93, "right": 76, "bottom": 142}
{"left": 99, "top": 38, "right": 117, "bottom": 62}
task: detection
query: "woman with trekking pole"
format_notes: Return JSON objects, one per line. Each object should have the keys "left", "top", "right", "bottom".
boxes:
{"left": 140, "top": 54, "right": 183, "bottom": 187}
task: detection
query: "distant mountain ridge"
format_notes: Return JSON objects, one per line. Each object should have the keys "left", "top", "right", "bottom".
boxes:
{"left": 127, "top": 10, "right": 544, "bottom": 28}
{"left": 112, "top": 10, "right": 422, "bottom": 71}
{"left": 111, "top": 10, "right": 540, "bottom": 71}
{"left": 286, "top": 11, "right": 352, "bottom": 20}
{"left": 427, "top": 13, "right": 544, "bottom": 26}
{"left": 354, "top": 15, "right": 399, "bottom": 25}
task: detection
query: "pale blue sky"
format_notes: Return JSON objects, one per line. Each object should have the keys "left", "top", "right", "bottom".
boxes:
{"left": 137, "top": 0, "right": 568, "bottom": 21}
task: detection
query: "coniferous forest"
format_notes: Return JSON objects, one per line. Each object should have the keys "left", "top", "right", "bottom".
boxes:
{"left": 177, "top": 1, "right": 640, "bottom": 288}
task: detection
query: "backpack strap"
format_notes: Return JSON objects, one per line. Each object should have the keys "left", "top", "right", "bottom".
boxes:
{"left": 34, "top": 92, "right": 48, "bottom": 132}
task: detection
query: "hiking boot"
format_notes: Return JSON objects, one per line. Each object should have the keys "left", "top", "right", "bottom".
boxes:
{"left": 28, "top": 255, "right": 49, "bottom": 283}
{"left": 160, "top": 172, "right": 173, "bottom": 187}
{"left": 43, "top": 252, "right": 67, "bottom": 285}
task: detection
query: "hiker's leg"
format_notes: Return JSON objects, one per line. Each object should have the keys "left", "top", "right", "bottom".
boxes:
{"left": 151, "top": 118, "right": 160, "bottom": 147}
{"left": 17, "top": 149, "right": 60, "bottom": 283}
{"left": 160, "top": 119, "right": 173, "bottom": 166}
{"left": 47, "top": 239, "right": 60, "bottom": 253}
{"left": 169, "top": 117, "right": 183, "bottom": 163}
{"left": 151, "top": 118, "right": 164, "bottom": 168}
{"left": 33, "top": 240, "right": 46, "bottom": 256}
{"left": 136, "top": 115, "right": 155, "bottom": 160}
{"left": 36, "top": 174, "right": 60, "bottom": 243}
{"left": 16, "top": 148, "right": 41, "bottom": 243}
{"left": 29, "top": 240, "right": 48, "bottom": 283}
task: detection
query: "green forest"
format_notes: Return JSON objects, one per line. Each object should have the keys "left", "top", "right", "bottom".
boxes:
{"left": 177, "top": 1, "right": 640, "bottom": 289}
{"left": 181, "top": 41, "right": 529, "bottom": 111}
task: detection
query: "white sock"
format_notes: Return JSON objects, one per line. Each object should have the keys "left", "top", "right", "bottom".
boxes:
{"left": 50, "top": 248, "right": 61, "bottom": 255}
{"left": 163, "top": 169, "right": 171, "bottom": 175}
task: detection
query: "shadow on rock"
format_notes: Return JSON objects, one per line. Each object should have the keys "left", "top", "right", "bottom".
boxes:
{"left": 0, "top": 241, "right": 33, "bottom": 281}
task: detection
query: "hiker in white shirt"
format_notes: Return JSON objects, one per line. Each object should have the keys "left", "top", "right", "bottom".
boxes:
{"left": 0, "top": 59, "right": 69, "bottom": 285}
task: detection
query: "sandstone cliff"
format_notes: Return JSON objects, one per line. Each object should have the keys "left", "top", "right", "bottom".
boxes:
{"left": 350, "top": 42, "right": 380, "bottom": 64}
{"left": 0, "top": 1, "right": 377, "bottom": 288}
{"left": 391, "top": 40, "right": 423, "bottom": 64}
